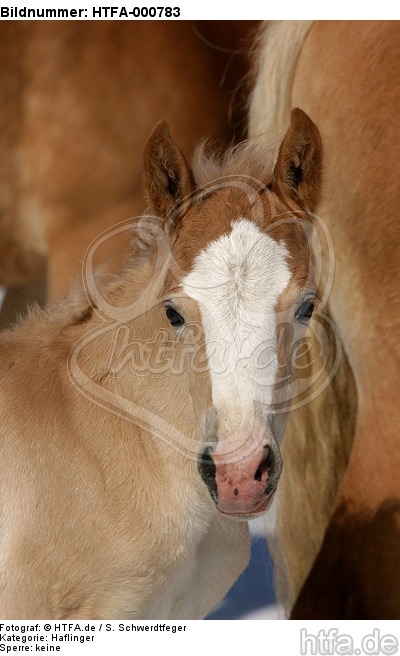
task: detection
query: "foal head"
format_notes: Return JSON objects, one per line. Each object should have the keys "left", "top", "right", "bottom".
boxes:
{"left": 142, "top": 108, "right": 322, "bottom": 519}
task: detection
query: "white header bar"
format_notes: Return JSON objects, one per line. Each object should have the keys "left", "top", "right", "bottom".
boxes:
{"left": 0, "top": 0, "right": 398, "bottom": 19}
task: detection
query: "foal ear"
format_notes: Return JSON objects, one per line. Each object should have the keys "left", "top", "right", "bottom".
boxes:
{"left": 273, "top": 108, "right": 322, "bottom": 212}
{"left": 143, "top": 120, "right": 195, "bottom": 220}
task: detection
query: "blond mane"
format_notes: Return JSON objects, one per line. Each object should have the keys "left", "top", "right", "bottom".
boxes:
{"left": 191, "top": 138, "right": 279, "bottom": 188}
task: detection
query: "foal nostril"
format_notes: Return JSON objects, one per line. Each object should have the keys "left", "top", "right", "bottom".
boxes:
{"left": 254, "top": 446, "right": 273, "bottom": 482}
{"left": 253, "top": 445, "right": 281, "bottom": 498}
{"left": 254, "top": 468, "right": 262, "bottom": 482}
{"left": 198, "top": 446, "right": 217, "bottom": 502}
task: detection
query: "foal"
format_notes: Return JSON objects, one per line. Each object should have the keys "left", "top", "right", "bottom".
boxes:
{"left": 0, "top": 108, "right": 322, "bottom": 618}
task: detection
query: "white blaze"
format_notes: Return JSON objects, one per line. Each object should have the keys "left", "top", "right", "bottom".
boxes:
{"left": 182, "top": 219, "right": 292, "bottom": 422}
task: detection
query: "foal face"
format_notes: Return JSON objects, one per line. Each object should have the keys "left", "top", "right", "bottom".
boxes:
{"left": 143, "top": 108, "right": 322, "bottom": 518}
{"left": 163, "top": 188, "right": 315, "bottom": 518}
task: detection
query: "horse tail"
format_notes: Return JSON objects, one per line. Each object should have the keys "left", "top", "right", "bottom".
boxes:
{"left": 248, "top": 21, "right": 313, "bottom": 139}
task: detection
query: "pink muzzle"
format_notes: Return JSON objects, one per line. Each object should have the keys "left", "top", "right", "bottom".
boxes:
{"left": 198, "top": 435, "right": 282, "bottom": 518}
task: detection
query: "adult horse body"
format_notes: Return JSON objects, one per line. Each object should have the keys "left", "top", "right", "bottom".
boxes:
{"left": 249, "top": 21, "right": 400, "bottom": 618}
{"left": 0, "top": 21, "right": 255, "bottom": 313}
{"left": 0, "top": 111, "right": 322, "bottom": 618}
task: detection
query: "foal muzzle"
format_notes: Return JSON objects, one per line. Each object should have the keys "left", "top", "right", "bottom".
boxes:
{"left": 198, "top": 436, "right": 282, "bottom": 519}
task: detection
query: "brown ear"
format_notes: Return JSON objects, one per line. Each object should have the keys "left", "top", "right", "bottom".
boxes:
{"left": 143, "top": 120, "right": 195, "bottom": 220}
{"left": 273, "top": 108, "right": 322, "bottom": 212}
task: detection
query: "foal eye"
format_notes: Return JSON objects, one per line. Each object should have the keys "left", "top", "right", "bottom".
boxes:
{"left": 165, "top": 306, "right": 185, "bottom": 328}
{"left": 296, "top": 299, "right": 315, "bottom": 324}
